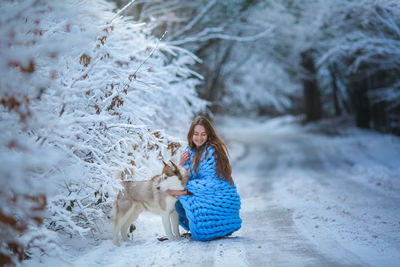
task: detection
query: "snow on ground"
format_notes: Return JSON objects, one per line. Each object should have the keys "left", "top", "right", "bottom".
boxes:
{"left": 218, "top": 115, "right": 400, "bottom": 266}
{"left": 24, "top": 115, "right": 400, "bottom": 266}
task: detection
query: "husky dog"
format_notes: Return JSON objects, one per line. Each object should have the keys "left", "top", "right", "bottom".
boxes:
{"left": 113, "top": 161, "right": 188, "bottom": 246}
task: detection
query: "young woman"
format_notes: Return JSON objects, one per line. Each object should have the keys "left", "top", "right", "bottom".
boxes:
{"left": 167, "top": 116, "right": 242, "bottom": 241}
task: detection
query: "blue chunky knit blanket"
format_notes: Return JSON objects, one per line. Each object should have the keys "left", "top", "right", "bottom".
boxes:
{"left": 178, "top": 144, "right": 242, "bottom": 241}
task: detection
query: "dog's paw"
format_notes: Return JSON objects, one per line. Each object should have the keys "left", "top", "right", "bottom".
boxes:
{"left": 157, "top": 236, "right": 169, "bottom": 242}
{"left": 158, "top": 235, "right": 181, "bottom": 241}
{"left": 181, "top": 232, "right": 192, "bottom": 239}
{"left": 113, "top": 240, "right": 121, "bottom": 247}
{"left": 172, "top": 235, "right": 182, "bottom": 240}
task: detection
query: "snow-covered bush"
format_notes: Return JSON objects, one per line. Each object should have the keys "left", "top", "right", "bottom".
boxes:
{"left": 316, "top": 0, "right": 400, "bottom": 131}
{"left": 0, "top": 0, "right": 206, "bottom": 264}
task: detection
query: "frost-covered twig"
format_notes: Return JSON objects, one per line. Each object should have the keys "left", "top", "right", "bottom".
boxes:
{"left": 169, "top": 0, "right": 217, "bottom": 40}
{"left": 111, "top": 0, "right": 137, "bottom": 23}
{"left": 132, "top": 31, "right": 168, "bottom": 78}
{"left": 167, "top": 26, "right": 273, "bottom": 46}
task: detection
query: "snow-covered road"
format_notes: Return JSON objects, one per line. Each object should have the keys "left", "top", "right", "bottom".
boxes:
{"left": 219, "top": 116, "right": 400, "bottom": 267}
{"left": 26, "top": 116, "right": 400, "bottom": 267}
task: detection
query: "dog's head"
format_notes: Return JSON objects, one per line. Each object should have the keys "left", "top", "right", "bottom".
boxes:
{"left": 158, "top": 160, "right": 189, "bottom": 191}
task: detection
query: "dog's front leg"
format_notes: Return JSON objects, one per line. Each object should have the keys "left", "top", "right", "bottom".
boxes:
{"left": 113, "top": 221, "right": 121, "bottom": 246}
{"left": 170, "top": 210, "right": 180, "bottom": 239}
{"left": 161, "top": 214, "right": 174, "bottom": 241}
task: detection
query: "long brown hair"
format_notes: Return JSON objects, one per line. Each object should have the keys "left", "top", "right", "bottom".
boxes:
{"left": 187, "top": 116, "right": 234, "bottom": 185}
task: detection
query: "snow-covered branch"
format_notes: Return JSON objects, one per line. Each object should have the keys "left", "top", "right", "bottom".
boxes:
{"left": 168, "top": 0, "right": 217, "bottom": 40}
{"left": 167, "top": 26, "right": 273, "bottom": 46}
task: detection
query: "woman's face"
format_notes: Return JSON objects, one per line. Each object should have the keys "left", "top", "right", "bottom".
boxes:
{"left": 192, "top": 125, "right": 208, "bottom": 147}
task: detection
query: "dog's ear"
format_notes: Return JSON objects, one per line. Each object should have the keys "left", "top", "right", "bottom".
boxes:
{"left": 162, "top": 160, "right": 174, "bottom": 176}
{"left": 169, "top": 160, "right": 179, "bottom": 171}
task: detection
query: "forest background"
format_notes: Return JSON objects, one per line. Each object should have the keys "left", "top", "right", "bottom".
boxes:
{"left": 1, "top": 0, "right": 399, "bottom": 265}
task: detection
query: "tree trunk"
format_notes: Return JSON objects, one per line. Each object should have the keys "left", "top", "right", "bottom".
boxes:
{"left": 195, "top": 40, "right": 234, "bottom": 113}
{"left": 329, "top": 64, "right": 342, "bottom": 116}
{"left": 349, "top": 75, "right": 370, "bottom": 129}
{"left": 301, "top": 49, "right": 322, "bottom": 121}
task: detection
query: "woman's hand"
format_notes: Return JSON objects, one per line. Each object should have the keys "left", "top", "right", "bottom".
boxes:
{"left": 167, "top": 189, "right": 187, "bottom": 197}
{"left": 179, "top": 151, "right": 190, "bottom": 166}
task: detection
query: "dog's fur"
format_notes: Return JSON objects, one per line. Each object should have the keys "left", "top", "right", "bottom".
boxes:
{"left": 113, "top": 161, "right": 188, "bottom": 246}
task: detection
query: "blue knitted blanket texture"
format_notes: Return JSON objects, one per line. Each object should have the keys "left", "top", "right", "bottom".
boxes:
{"left": 179, "top": 144, "right": 242, "bottom": 241}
